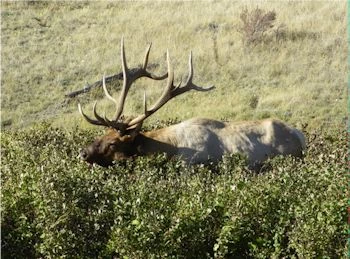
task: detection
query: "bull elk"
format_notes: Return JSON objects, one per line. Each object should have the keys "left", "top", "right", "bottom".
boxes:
{"left": 78, "top": 38, "right": 306, "bottom": 169}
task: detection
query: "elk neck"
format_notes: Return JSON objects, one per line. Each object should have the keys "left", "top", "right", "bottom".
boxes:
{"left": 133, "top": 128, "right": 178, "bottom": 157}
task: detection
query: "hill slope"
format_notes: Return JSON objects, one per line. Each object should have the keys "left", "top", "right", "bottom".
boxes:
{"left": 1, "top": 1, "right": 347, "bottom": 130}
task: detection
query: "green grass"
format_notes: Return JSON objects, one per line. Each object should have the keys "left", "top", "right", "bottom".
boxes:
{"left": 1, "top": 1, "right": 347, "bottom": 130}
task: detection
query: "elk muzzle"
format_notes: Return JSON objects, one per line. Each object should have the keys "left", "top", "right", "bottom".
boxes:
{"left": 79, "top": 149, "right": 89, "bottom": 161}
{"left": 79, "top": 147, "right": 114, "bottom": 167}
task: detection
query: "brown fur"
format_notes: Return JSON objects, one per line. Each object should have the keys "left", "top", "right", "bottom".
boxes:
{"left": 80, "top": 118, "right": 306, "bottom": 168}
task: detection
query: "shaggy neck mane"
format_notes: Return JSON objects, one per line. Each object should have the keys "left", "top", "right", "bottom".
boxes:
{"left": 133, "top": 131, "right": 178, "bottom": 157}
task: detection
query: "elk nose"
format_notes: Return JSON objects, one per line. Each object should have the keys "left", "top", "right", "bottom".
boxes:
{"left": 80, "top": 149, "right": 88, "bottom": 161}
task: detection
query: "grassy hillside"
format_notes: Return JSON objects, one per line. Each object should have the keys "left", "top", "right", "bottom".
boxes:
{"left": 1, "top": 1, "right": 347, "bottom": 130}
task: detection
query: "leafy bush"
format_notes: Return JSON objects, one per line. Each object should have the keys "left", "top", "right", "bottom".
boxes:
{"left": 238, "top": 7, "right": 277, "bottom": 45}
{"left": 1, "top": 123, "right": 347, "bottom": 258}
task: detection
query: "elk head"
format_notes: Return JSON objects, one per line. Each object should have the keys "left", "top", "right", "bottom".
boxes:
{"left": 78, "top": 38, "right": 214, "bottom": 167}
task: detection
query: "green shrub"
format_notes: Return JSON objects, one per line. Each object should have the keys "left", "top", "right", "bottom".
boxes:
{"left": 238, "top": 7, "right": 276, "bottom": 45}
{"left": 1, "top": 123, "right": 347, "bottom": 258}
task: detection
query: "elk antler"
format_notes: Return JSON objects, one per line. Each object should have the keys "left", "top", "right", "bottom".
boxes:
{"left": 126, "top": 50, "right": 215, "bottom": 129}
{"left": 78, "top": 38, "right": 168, "bottom": 131}
{"left": 79, "top": 38, "right": 214, "bottom": 133}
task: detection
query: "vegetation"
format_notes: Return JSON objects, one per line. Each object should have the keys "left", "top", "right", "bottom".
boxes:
{"left": 1, "top": 1, "right": 346, "bottom": 130}
{"left": 1, "top": 123, "right": 347, "bottom": 258}
{"left": 1, "top": 1, "right": 347, "bottom": 258}
{"left": 238, "top": 7, "right": 277, "bottom": 45}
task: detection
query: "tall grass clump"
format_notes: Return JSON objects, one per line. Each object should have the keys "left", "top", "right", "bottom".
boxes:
{"left": 238, "top": 7, "right": 277, "bottom": 45}
{"left": 1, "top": 122, "right": 347, "bottom": 258}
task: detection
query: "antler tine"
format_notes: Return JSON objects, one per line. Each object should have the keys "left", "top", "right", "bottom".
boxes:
{"left": 78, "top": 102, "right": 109, "bottom": 127}
{"left": 143, "top": 91, "right": 148, "bottom": 115}
{"left": 90, "top": 74, "right": 123, "bottom": 129}
{"left": 142, "top": 43, "right": 152, "bottom": 70}
{"left": 127, "top": 50, "right": 175, "bottom": 127}
{"left": 92, "top": 101, "right": 117, "bottom": 128}
{"left": 112, "top": 38, "right": 169, "bottom": 120}
{"left": 166, "top": 49, "right": 175, "bottom": 91}
{"left": 78, "top": 75, "right": 124, "bottom": 129}
{"left": 127, "top": 50, "right": 214, "bottom": 129}
{"left": 92, "top": 101, "right": 106, "bottom": 123}
{"left": 111, "top": 38, "right": 169, "bottom": 122}
{"left": 142, "top": 43, "right": 168, "bottom": 80}
{"left": 185, "top": 51, "right": 194, "bottom": 85}
{"left": 173, "top": 51, "right": 215, "bottom": 96}
{"left": 112, "top": 37, "right": 129, "bottom": 121}
{"left": 80, "top": 73, "right": 132, "bottom": 130}
{"left": 101, "top": 73, "right": 123, "bottom": 129}
{"left": 102, "top": 74, "right": 118, "bottom": 107}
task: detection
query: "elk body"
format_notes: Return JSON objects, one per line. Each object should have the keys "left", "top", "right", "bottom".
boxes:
{"left": 79, "top": 39, "right": 306, "bottom": 169}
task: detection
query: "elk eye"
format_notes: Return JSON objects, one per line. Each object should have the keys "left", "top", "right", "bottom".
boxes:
{"left": 109, "top": 142, "right": 117, "bottom": 148}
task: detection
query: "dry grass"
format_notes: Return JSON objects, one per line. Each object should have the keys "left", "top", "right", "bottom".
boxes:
{"left": 1, "top": 1, "right": 347, "bottom": 131}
